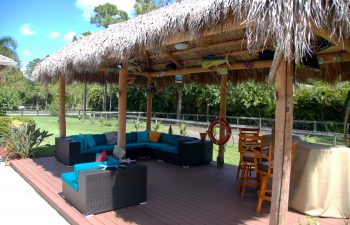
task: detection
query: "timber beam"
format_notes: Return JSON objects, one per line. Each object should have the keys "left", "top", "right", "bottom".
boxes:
{"left": 311, "top": 24, "right": 350, "bottom": 54}
{"left": 146, "top": 22, "right": 247, "bottom": 50}
{"left": 151, "top": 49, "right": 255, "bottom": 71}
{"left": 317, "top": 51, "right": 350, "bottom": 64}
{"left": 164, "top": 49, "right": 182, "bottom": 68}
{"left": 149, "top": 39, "right": 248, "bottom": 60}
{"left": 139, "top": 60, "right": 273, "bottom": 77}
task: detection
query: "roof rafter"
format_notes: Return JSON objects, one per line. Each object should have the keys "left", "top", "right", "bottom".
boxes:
{"left": 149, "top": 39, "right": 247, "bottom": 60}
{"left": 164, "top": 49, "right": 182, "bottom": 68}
{"left": 311, "top": 24, "right": 350, "bottom": 54}
{"left": 132, "top": 60, "right": 272, "bottom": 77}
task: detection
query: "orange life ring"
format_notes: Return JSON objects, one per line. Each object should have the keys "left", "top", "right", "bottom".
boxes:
{"left": 208, "top": 118, "right": 232, "bottom": 145}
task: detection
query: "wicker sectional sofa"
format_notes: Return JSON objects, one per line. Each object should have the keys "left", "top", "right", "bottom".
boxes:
{"left": 55, "top": 131, "right": 213, "bottom": 167}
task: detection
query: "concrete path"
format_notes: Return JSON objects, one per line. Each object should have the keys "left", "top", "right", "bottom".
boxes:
{"left": 0, "top": 160, "right": 69, "bottom": 225}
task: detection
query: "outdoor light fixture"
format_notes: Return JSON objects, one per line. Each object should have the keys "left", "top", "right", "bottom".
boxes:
{"left": 174, "top": 42, "right": 189, "bottom": 50}
{"left": 107, "top": 63, "right": 123, "bottom": 73}
{"left": 175, "top": 74, "right": 183, "bottom": 83}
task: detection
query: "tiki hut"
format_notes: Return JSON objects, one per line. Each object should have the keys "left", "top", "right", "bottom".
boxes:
{"left": 0, "top": 54, "right": 17, "bottom": 72}
{"left": 33, "top": 0, "right": 350, "bottom": 224}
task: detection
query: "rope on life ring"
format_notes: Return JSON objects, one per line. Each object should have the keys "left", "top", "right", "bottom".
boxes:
{"left": 208, "top": 118, "right": 232, "bottom": 145}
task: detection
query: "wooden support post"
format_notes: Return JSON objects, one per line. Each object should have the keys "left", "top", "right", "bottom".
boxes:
{"left": 59, "top": 74, "right": 66, "bottom": 137}
{"left": 117, "top": 62, "right": 128, "bottom": 150}
{"left": 217, "top": 74, "right": 227, "bottom": 167}
{"left": 146, "top": 77, "right": 153, "bottom": 131}
{"left": 270, "top": 60, "right": 294, "bottom": 225}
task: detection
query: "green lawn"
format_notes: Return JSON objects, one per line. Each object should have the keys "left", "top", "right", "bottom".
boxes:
{"left": 26, "top": 116, "right": 240, "bottom": 165}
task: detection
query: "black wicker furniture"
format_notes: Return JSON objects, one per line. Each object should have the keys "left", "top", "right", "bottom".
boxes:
{"left": 56, "top": 131, "right": 213, "bottom": 167}
{"left": 61, "top": 163, "right": 147, "bottom": 216}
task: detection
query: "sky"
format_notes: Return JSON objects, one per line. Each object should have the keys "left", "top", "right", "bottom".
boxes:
{"left": 0, "top": 0, "right": 139, "bottom": 71}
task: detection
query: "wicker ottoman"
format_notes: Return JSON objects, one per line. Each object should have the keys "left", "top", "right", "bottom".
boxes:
{"left": 62, "top": 163, "right": 147, "bottom": 216}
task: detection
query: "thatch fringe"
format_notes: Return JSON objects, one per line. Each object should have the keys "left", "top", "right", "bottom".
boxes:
{"left": 33, "top": 0, "right": 350, "bottom": 83}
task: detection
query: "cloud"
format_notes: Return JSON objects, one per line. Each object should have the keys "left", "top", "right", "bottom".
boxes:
{"left": 23, "top": 49, "right": 33, "bottom": 56}
{"left": 49, "top": 31, "right": 61, "bottom": 39}
{"left": 63, "top": 31, "right": 76, "bottom": 42}
{"left": 20, "top": 23, "right": 37, "bottom": 36}
{"left": 75, "top": 0, "right": 136, "bottom": 21}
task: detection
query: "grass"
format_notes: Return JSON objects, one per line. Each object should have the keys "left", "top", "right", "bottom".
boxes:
{"left": 299, "top": 134, "right": 345, "bottom": 146}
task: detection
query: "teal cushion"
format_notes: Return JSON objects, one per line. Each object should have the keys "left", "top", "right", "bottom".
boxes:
{"left": 105, "top": 156, "right": 120, "bottom": 166}
{"left": 95, "top": 154, "right": 120, "bottom": 165}
{"left": 92, "top": 134, "right": 107, "bottom": 145}
{"left": 84, "top": 134, "right": 96, "bottom": 147}
{"left": 146, "top": 142, "right": 169, "bottom": 150}
{"left": 73, "top": 161, "right": 104, "bottom": 180}
{"left": 61, "top": 172, "right": 78, "bottom": 191}
{"left": 71, "top": 135, "right": 87, "bottom": 150}
{"left": 126, "top": 142, "right": 147, "bottom": 150}
{"left": 137, "top": 131, "right": 149, "bottom": 143}
{"left": 126, "top": 132, "right": 137, "bottom": 143}
{"left": 146, "top": 143, "right": 178, "bottom": 153}
{"left": 159, "top": 133, "right": 182, "bottom": 146}
{"left": 81, "top": 144, "right": 114, "bottom": 154}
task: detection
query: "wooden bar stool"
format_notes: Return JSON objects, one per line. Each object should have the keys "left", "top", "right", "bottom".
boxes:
{"left": 236, "top": 128, "right": 260, "bottom": 179}
{"left": 238, "top": 135, "right": 264, "bottom": 199}
{"left": 256, "top": 142, "right": 297, "bottom": 213}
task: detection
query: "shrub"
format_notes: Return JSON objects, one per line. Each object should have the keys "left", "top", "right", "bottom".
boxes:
{"left": 48, "top": 100, "right": 59, "bottom": 116}
{"left": 132, "top": 118, "right": 143, "bottom": 131}
{"left": 4, "top": 123, "right": 52, "bottom": 159}
{"left": 0, "top": 116, "right": 34, "bottom": 137}
{"left": 152, "top": 120, "right": 161, "bottom": 131}
{"left": 178, "top": 123, "right": 187, "bottom": 135}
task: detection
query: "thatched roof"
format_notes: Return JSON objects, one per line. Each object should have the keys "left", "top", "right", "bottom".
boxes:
{"left": 33, "top": 0, "right": 350, "bottom": 85}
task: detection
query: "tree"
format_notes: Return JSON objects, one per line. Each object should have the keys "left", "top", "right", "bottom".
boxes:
{"left": 73, "top": 31, "right": 92, "bottom": 42}
{"left": 90, "top": 3, "right": 129, "bottom": 111}
{"left": 75, "top": 31, "right": 92, "bottom": 115}
{"left": 25, "top": 58, "right": 41, "bottom": 79}
{"left": 134, "top": 0, "right": 157, "bottom": 15}
{"left": 90, "top": 3, "right": 129, "bottom": 28}
{"left": 0, "top": 36, "right": 18, "bottom": 61}
{"left": 0, "top": 86, "right": 21, "bottom": 115}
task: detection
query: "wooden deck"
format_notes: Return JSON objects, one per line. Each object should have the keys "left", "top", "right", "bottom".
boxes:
{"left": 10, "top": 157, "right": 344, "bottom": 225}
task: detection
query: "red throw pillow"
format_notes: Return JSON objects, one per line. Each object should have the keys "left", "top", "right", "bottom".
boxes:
{"left": 182, "top": 136, "right": 187, "bottom": 140}
{"left": 96, "top": 151, "right": 107, "bottom": 162}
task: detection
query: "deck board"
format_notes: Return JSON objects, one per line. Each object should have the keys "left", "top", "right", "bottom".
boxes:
{"left": 10, "top": 157, "right": 345, "bottom": 225}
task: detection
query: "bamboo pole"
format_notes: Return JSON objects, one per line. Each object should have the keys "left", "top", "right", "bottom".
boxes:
{"left": 146, "top": 77, "right": 153, "bottom": 131}
{"left": 217, "top": 74, "right": 228, "bottom": 167}
{"left": 117, "top": 62, "right": 128, "bottom": 150}
{"left": 269, "top": 60, "right": 294, "bottom": 225}
{"left": 59, "top": 74, "right": 66, "bottom": 137}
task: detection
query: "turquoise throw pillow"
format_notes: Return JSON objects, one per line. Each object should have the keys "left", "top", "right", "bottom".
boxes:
{"left": 72, "top": 135, "right": 87, "bottom": 150}
{"left": 137, "top": 131, "right": 149, "bottom": 143}
{"left": 84, "top": 134, "right": 96, "bottom": 147}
